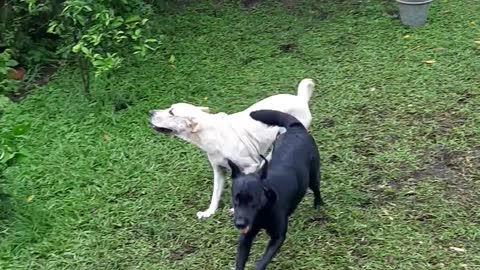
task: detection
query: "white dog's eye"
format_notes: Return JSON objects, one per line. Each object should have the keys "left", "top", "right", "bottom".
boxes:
{"left": 169, "top": 109, "right": 174, "bottom": 116}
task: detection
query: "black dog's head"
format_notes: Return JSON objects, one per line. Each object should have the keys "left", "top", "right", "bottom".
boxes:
{"left": 228, "top": 158, "right": 275, "bottom": 234}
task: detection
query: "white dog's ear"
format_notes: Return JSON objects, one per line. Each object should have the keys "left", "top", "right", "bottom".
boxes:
{"left": 199, "top": 106, "right": 210, "bottom": 112}
{"left": 188, "top": 119, "right": 201, "bottom": 133}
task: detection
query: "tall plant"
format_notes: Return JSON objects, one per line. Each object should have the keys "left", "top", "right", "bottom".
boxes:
{"left": 47, "top": 0, "right": 161, "bottom": 97}
{"left": 0, "top": 50, "right": 19, "bottom": 96}
{"left": 0, "top": 0, "right": 62, "bottom": 66}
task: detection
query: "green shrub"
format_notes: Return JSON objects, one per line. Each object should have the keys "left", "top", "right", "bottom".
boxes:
{"left": 1, "top": 0, "right": 161, "bottom": 98}
{"left": 0, "top": 49, "right": 19, "bottom": 96}
{"left": 0, "top": 0, "right": 63, "bottom": 67}
{"left": 0, "top": 124, "right": 28, "bottom": 171}
{"left": 48, "top": 0, "right": 161, "bottom": 96}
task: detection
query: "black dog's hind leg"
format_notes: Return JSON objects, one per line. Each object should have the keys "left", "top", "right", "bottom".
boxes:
{"left": 255, "top": 219, "right": 287, "bottom": 270}
{"left": 309, "top": 157, "right": 323, "bottom": 208}
{"left": 236, "top": 227, "right": 260, "bottom": 270}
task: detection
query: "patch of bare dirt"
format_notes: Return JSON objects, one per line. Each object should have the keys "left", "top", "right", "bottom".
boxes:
{"left": 9, "top": 63, "right": 59, "bottom": 103}
{"left": 364, "top": 145, "right": 480, "bottom": 206}
{"left": 168, "top": 242, "right": 197, "bottom": 262}
{"left": 410, "top": 146, "right": 480, "bottom": 205}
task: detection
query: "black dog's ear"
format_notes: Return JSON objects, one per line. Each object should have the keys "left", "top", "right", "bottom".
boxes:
{"left": 263, "top": 187, "right": 276, "bottom": 203}
{"left": 227, "top": 159, "right": 242, "bottom": 178}
{"left": 259, "top": 155, "right": 268, "bottom": 180}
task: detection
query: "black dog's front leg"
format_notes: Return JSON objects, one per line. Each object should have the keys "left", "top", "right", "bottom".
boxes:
{"left": 236, "top": 228, "right": 260, "bottom": 270}
{"left": 255, "top": 234, "right": 286, "bottom": 270}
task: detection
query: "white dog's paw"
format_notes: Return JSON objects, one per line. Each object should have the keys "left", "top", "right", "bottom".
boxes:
{"left": 228, "top": 208, "right": 235, "bottom": 215}
{"left": 196, "top": 210, "right": 215, "bottom": 220}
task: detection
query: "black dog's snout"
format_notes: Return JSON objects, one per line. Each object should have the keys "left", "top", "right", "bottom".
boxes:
{"left": 235, "top": 218, "right": 248, "bottom": 229}
{"left": 149, "top": 110, "right": 155, "bottom": 117}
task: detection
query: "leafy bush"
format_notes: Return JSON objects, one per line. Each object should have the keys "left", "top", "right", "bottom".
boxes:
{"left": 48, "top": 0, "right": 161, "bottom": 96}
{"left": 1, "top": 0, "right": 161, "bottom": 98}
{"left": 0, "top": 49, "right": 19, "bottom": 96}
{"left": 0, "top": 0, "right": 62, "bottom": 67}
{"left": 0, "top": 124, "right": 28, "bottom": 170}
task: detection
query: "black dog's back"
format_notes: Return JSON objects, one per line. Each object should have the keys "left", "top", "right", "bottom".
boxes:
{"left": 250, "top": 110, "right": 322, "bottom": 212}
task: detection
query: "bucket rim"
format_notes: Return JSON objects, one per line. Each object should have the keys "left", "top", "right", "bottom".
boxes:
{"left": 396, "top": 0, "right": 432, "bottom": 5}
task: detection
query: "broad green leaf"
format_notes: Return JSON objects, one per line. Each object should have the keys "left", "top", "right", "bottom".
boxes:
{"left": 47, "top": 22, "right": 58, "bottom": 34}
{"left": 0, "top": 150, "right": 15, "bottom": 164}
{"left": 7, "top": 59, "right": 18, "bottom": 67}
{"left": 126, "top": 15, "right": 141, "bottom": 23}
{"left": 111, "top": 20, "right": 123, "bottom": 29}
{"left": 72, "top": 43, "right": 82, "bottom": 53}
{"left": 81, "top": 46, "right": 90, "bottom": 55}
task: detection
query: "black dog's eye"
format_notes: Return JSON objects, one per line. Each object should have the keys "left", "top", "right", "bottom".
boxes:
{"left": 237, "top": 194, "right": 252, "bottom": 204}
{"left": 168, "top": 109, "right": 174, "bottom": 116}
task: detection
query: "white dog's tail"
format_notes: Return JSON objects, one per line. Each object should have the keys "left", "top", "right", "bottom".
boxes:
{"left": 296, "top": 78, "right": 314, "bottom": 103}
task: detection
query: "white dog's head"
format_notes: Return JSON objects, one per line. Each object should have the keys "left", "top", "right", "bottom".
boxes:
{"left": 149, "top": 103, "right": 210, "bottom": 136}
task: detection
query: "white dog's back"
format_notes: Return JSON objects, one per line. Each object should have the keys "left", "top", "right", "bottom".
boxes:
{"left": 243, "top": 78, "right": 314, "bottom": 128}
{"left": 224, "top": 78, "right": 315, "bottom": 170}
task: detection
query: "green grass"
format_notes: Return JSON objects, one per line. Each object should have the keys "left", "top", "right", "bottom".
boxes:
{"left": 1, "top": 0, "right": 480, "bottom": 269}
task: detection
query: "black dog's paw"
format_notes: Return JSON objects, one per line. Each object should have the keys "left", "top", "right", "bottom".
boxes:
{"left": 314, "top": 196, "right": 324, "bottom": 209}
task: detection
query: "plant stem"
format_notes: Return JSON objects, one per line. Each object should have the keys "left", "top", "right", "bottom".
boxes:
{"left": 78, "top": 56, "right": 90, "bottom": 97}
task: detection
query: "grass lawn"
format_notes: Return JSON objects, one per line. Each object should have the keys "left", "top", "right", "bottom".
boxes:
{"left": 1, "top": 0, "right": 480, "bottom": 269}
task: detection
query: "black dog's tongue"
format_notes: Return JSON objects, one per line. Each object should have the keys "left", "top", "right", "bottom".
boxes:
{"left": 240, "top": 226, "right": 250, "bottom": 234}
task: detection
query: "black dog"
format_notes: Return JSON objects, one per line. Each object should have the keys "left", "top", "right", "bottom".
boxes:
{"left": 228, "top": 109, "right": 322, "bottom": 270}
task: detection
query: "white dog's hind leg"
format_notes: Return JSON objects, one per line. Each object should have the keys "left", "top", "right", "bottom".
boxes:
{"left": 197, "top": 165, "right": 226, "bottom": 220}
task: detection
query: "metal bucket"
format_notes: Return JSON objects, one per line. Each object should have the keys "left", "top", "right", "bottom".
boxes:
{"left": 396, "top": 0, "right": 433, "bottom": 28}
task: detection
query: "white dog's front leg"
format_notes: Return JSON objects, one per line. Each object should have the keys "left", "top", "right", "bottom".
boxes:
{"left": 197, "top": 165, "right": 226, "bottom": 220}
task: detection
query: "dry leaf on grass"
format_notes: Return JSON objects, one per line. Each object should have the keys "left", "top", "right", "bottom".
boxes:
{"left": 449, "top": 246, "right": 466, "bottom": 253}
{"left": 386, "top": 255, "right": 394, "bottom": 264}
{"left": 475, "top": 40, "right": 480, "bottom": 48}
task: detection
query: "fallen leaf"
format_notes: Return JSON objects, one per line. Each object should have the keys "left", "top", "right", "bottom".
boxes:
{"left": 386, "top": 255, "right": 394, "bottom": 264}
{"left": 404, "top": 190, "right": 416, "bottom": 196}
{"left": 382, "top": 209, "right": 394, "bottom": 220}
{"left": 27, "top": 195, "right": 34, "bottom": 203}
{"left": 423, "top": 60, "right": 436, "bottom": 64}
{"left": 450, "top": 246, "right": 466, "bottom": 253}
{"left": 103, "top": 134, "right": 111, "bottom": 141}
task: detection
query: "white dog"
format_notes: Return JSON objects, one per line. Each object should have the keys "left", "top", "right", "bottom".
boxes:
{"left": 150, "top": 79, "right": 314, "bottom": 219}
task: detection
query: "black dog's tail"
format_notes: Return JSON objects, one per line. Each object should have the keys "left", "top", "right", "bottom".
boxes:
{"left": 250, "top": 110, "right": 306, "bottom": 131}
